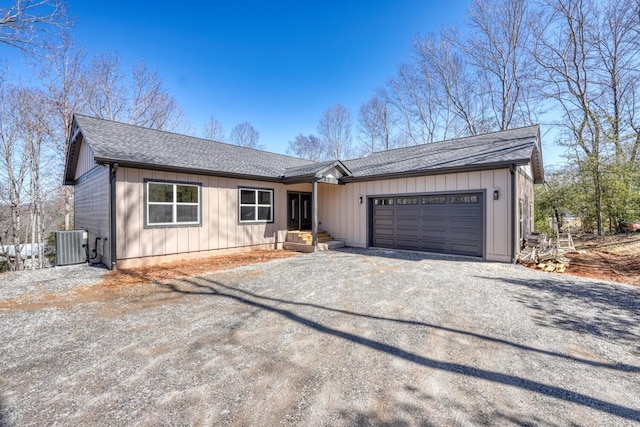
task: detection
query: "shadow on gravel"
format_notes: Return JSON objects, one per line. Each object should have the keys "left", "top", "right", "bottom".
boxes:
{"left": 188, "top": 278, "right": 640, "bottom": 373}
{"left": 333, "top": 247, "right": 484, "bottom": 263}
{"left": 157, "top": 276, "right": 640, "bottom": 422}
{"left": 486, "top": 276, "right": 640, "bottom": 354}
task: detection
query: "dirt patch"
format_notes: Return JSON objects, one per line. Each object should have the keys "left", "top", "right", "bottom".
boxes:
{"left": 101, "top": 250, "right": 299, "bottom": 286}
{"left": 563, "top": 235, "right": 640, "bottom": 286}
{"left": 566, "top": 251, "right": 640, "bottom": 286}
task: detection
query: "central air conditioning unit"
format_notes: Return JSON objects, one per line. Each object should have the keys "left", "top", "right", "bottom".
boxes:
{"left": 55, "top": 230, "right": 88, "bottom": 266}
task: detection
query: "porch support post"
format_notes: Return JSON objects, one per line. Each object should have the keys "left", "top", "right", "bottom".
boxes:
{"left": 312, "top": 179, "right": 318, "bottom": 247}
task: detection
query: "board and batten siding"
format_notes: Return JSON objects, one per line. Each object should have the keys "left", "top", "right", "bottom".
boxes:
{"left": 74, "top": 165, "right": 111, "bottom": 266}
{"left": 516, "top": 164, "right": 535, "bottom": 250}
{"left": 317, "top": 169, "right": 514, "bottom": 262}
{"left": 115, "top": 167, "right": 311, "bottom": 267}
{"left": 74, "top": 137, "right": 96, "bottom": 180}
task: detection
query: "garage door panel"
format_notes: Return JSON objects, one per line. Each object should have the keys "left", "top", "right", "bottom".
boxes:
{"left": 374, "top": 207, "right": 394, "bottom": 215}
{"left": 372, "top": 192, "right": 484, "bottom": 257}
{"left": 421, "top": 229, "right": 447, "bottom": 239}
{"left": 395, "top": 239, "right": 423, "bottom": 249}
{"left": 421, "top": 241, "right": 447, "bottom": 252}
{"left": 450, "top": 243, "right": 482, "bottom": 256}
{"left": 373, "top": 217, "right": 395, "bottom": 226}
{"left": 374, "top": 238, "right": 395, "bottom": 246}
{"left": 375, "top": 229, "right": 394, "bottom": 236}
{"left": 396, "top": 228, "right": 419, "bottom": 237}
{"left": 422, "top": 219, "right": 447, "bottom": 228}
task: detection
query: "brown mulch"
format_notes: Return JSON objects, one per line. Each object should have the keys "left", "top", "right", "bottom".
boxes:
{"left": 100, "top": 250, "right": 300, "bottom": 287}
{"left": 565, "top": 251, "right": 640, "bottom": 287}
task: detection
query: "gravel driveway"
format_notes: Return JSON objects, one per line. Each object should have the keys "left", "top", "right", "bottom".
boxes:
{"left": 1, "top": 248, "right": 639, "bottom": 426}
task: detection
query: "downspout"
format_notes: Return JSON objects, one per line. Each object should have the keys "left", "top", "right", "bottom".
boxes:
{"left": 110, "top": 163, "right": 118, "bottom": 270}
{"left": 510, "top": 164, "right": 517, "bottom": 264}
{"left": 312, "top": 179, "right": 318, "bottom": 248}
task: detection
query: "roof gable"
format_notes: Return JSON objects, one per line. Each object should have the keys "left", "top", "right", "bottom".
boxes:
{"left": 65, "top": 114, "right": 315, "bottom": 184}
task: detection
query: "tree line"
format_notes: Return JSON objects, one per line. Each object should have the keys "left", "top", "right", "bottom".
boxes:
{"left": 287, "top": 0, "right": 640, "bottom": 235}
{"left": 1, "top": 0, "right": 639, "bottom": 270}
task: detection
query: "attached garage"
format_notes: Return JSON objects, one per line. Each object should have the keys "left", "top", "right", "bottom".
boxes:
{"left": 371, "top": 192, "right": 484, "bottom": 257}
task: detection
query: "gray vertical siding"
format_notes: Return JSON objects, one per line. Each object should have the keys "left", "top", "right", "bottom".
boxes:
{"left": 74, "top": 166, "right": 111, "bottom": 266}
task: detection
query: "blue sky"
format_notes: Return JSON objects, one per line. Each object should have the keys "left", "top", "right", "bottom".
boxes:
{"left": 3, "top": 1, "right": 563, "bottom": 165}
{"left": 67, "top": 1, "right": 470, "bottom": 151}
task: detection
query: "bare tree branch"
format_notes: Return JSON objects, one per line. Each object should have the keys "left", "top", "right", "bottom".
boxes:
{"left": 317, "top": 103, "right": 353, "bottom": 159}
{"left": 203, "top": 115, "right": 225, "bottom": 142}
{"left": 230, "top": 122, "right": 263, "bottom": 149}
{"left": 0, "top": 0, "right": 69, "bottom": 54}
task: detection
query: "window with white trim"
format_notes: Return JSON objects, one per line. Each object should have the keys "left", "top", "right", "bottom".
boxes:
{"left": 146, "top": 181, "right": 200, "bottom": 226}
{"left": 239, "top": 188, "right": 273, "bottom": 222}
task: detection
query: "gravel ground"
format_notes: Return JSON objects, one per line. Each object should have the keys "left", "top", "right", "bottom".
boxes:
{"left": 1, "top": 248, "right": 639, "bottom": 426}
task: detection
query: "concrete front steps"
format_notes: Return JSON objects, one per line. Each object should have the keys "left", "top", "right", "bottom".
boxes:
{"left": 283, "top": 230, "right": 345, "bottom": 252}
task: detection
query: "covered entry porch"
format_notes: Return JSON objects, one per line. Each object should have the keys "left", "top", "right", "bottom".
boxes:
{"left": 281, "top": 160, "right": 351, "bottom": 251}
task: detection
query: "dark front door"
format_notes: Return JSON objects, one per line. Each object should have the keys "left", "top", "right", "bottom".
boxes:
{"left": 288, "top": 192, "right": 312, "bottom": 230}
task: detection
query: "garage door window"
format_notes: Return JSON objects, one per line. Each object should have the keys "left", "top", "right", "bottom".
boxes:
{"left": 374, "top": 198, "right": 394, "bottom": 205}
{"left": 397, "top": 197, "right": 418, "bottom": 205}
{"left": 451, "top": 194, "right": 479, "bottom": 204}
{"left": 422, "top": 196, "right": 446, "bottom": 204}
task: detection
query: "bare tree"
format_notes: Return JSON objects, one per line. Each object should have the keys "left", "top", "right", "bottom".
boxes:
{"left": 464, "top": 0, "right": 537, "bottom": 130}
{"left": 81, "top": 52, "right": 128, "bottom": 122}
{"left": 0, "top": 0, "right": 69, "bottom": 54}
{"left": 358, "top": 93, "right": 394, "bottom": 154}
{"left": 414, "top": 30, "right": 489, "bottom": 135}
{"left": 286, "top": 134, "right": 326, "bottom": 161}
{"left": 317, "top": 104, "right": 353, "bottom": 159}
{"left": 129, "top": 60, "right": 185, "bottom": 131}
{"left": 15, "top": 87, "right": 51, "bottom": 269}
{"left": 385, "top": 63, "right": 449, "bottom": 146}
{"left": 203, "top": 115, "right": 225, "bottom": 141}
{"left": 230, "top": 122, "right": 263, "bottom": 149}
{"left": 532, "top": 0, "right": 605, "bottom": 235}
{"left": 0, "top": 82, "right": 29, "bottom": 270}
{"left": 39, "top": 35, "right": 85, "bottom": 230}
{"left": 79, "top": 52, "right": 187, "bottom": 132}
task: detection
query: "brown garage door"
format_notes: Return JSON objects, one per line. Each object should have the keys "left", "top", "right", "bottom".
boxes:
{"left": 371, "top": 193, "right": 484, "bottom": 257}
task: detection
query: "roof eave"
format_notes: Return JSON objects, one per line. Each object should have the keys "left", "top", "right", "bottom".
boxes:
{"left": 93, "top": 157, "right": 285, "bottom": 183}
{"left": 63, "top": 116, "right": 83, "bottom": 185}
{"left": 341, "top": 159, "right": 532, "bottom": 183}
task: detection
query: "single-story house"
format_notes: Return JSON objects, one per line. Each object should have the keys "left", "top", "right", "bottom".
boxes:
{"left": 64, "top": 114, "right": 543, "bottom": 269}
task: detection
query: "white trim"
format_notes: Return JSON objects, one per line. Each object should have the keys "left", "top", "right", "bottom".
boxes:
{"left": 146, "top": 182, "right": 200, "bottom": 226}
{"left": 238, "top": 188, "right": 274, "bottom": 223}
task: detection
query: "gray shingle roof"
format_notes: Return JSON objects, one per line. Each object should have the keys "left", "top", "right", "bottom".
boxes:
{"left": 282, "top": 160, "right": 352, "bottom": 179}
{"left": 65, "top": 115, "right": 542, "bottom": 184}
{"left": 343, "top": 125, "right": 541, "bottom": 179}
{"left": 68, "top": 114, "right": 314, "bottom": 181}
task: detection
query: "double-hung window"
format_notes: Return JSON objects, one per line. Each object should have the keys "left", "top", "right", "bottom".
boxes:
{"left": 146, "top": 181, "right": 200, "bottom": 226}
{"left": 239, "top": 188, "right": 273, "bottom": 223}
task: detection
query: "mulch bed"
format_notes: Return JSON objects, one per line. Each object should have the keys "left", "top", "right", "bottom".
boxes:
{"left": 100, "top": 250, "right": 300, "bottom": 287}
